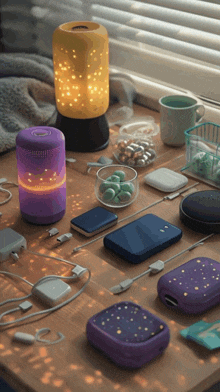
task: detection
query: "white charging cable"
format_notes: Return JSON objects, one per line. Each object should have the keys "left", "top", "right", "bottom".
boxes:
{"left": 13, "top": 328, "right": 65, "bottom": 345}
{"left": 23, "top": 248, "right": 86, "bottom": 271}
{"left": 0, "top": 178, "right": 18, "bottom": 205}
{"left": 0, "top": 293, "right": 32, "bottom": 307}
{"left": 73, "top": 182, "right": 200, "bottom": 252}
{"left": 109, "top": 233, "right": 214, "bottom": 294}
{"left": 0, "top": 250, "right": 91, "bottom": 326}
{"left": 0, "top": 301, "right": 33, "bottom": 322}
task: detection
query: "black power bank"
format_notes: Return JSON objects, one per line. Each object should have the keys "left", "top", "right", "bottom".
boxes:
{"left": 104, "top": 213, "right": 182, "bottom": 264}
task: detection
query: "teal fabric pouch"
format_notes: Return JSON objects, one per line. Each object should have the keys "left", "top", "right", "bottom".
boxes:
{"left": 180, "top": 320, "right": 220, "bottom": 350}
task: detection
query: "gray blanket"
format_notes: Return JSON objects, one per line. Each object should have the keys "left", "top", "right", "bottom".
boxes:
{"left": 0, "top": 53, "right": 136, "bottom": 154}
{"left": 0, "top": 53, "right": 56, "bottom": 154}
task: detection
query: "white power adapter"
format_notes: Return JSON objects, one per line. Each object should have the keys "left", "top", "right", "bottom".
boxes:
{"left": 32, "top": 278, "right": 71, "bottom": 307}
{"left": 0, "top": 228, "right": 27, "bottom": 261}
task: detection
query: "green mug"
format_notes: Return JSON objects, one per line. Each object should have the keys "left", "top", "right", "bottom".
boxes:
{"left": 159, "top": 95, "right": 205, "bottom": 147}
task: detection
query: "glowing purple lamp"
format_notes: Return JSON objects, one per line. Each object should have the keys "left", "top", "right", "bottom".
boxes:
{"left": 16, "top": 126, "right": 66, "bottom": 225}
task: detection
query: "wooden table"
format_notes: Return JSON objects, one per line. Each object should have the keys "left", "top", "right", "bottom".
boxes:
{"left": 0, "top": 104, "right": 220, "bottom": 392}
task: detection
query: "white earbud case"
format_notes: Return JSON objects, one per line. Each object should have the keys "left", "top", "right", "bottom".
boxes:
{"left": 144, "top": 168, "right": 188, "bottom": 192}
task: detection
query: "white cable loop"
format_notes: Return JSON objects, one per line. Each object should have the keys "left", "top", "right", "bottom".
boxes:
{"left": 0, "top": 180, "right": 18, "bottom": 205}
{"left": 0, "top": 271, "right": 33, "bottom": 287}
{"left": 0, "top": 188, "right": 12, "bottom": 205}
{"left": 0, "top": 250, "right": 91, "bottom": 327}
{"left": 0, "top": 269, "right": 91, "bottom": 327}
{"left": 0, "top": 307, "right": 20, "bottom": 321}
{"left": 0, "top": 294, "right": 32, "bottom": 307}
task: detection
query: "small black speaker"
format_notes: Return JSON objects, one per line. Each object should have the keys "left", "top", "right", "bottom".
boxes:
{"left": 180, "top": 190, "right": 220, "bottom": 233}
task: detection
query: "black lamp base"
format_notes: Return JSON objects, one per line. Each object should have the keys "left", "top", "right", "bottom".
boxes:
{"left": 55, "top": 111, "right": 109, "bottom": 152}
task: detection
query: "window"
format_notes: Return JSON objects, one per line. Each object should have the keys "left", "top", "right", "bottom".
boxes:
{"left": 103, "top": 0, "right": 220, "bottom": 104}
{"left": 1, "top": 0, "right": 220, "bottom": 104}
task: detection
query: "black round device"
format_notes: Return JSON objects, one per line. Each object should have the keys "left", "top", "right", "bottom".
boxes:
{"left": 179, "top": 190, "right": 220, "bottom": 233}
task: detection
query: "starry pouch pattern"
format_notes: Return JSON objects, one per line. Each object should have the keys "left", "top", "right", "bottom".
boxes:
{"left": 157, "top": 257, "right": 220, "bottom": 314}
{"left": 86, "top": 301, "right": 170, "bottom": 368}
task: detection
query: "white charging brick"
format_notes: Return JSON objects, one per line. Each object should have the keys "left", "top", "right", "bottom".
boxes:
{"left": 32, "top": 278, "right": 71, "bottom": 307}
{"left": 0, "top": 228, "right": 27, "bottom": 261}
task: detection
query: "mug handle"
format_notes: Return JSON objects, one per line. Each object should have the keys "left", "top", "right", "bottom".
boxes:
{"left": 195, "top": 104, "right": 205, "bottom": 123}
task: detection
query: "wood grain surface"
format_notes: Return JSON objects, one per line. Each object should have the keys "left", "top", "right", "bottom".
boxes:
{"left": 0, "top": 104, "right": 219, "bottom": 392}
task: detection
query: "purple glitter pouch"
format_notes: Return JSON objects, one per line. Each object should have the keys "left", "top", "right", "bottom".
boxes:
{"left": 86, "top": 301, "right": 170, "bottom": 368}
{"left": 157, "top": 257, "right": 220, "bottom": 314}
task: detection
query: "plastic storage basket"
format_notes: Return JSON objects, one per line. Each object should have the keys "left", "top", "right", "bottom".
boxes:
{"left": 181, "top": 122, "right": 220, "bottom": 188}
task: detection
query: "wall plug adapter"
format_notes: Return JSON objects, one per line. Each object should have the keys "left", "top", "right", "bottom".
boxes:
{"left": 0, "top": 228, "right": 27, "bottom": 261}
{"left": 32, "top": 278, "right": 71, "bottom": 307}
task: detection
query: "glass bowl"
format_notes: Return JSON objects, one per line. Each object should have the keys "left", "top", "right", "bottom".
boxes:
{"left": 95, "top": 165, "right": 139, "bottom": 208}
{"left": 113, "top": 118, "right": 158, "bottom": 167}
{"left": 119, "top": 118, "right": 159, "bottom": 138}
{"left": 113, "top": 134, "right": 157, "bottom": 167}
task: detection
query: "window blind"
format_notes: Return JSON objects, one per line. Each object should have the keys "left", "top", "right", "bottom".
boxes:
{"left": 1, "top": 0, "right": 220, "bottom": 101}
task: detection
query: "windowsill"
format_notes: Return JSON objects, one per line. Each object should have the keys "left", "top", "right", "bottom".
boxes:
{"left": 110, "top": 65, "right": 220, "bottom": 125}
{"left": 109, "top": 38, "right": 220, "bottom": 103}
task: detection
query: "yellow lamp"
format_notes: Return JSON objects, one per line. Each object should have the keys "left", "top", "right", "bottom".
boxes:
{"left": 53, "top": 21, "right": 109, "bottom": 152}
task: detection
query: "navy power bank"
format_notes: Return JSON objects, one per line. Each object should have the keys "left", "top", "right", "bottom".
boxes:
{"left": 104, "top": 213, "right": 182, "bottom": 264}
{"left": 71, "top": 206, "right": 118, "bottom": 237}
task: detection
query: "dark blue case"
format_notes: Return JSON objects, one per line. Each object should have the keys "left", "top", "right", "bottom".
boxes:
{"left": 103, "top": 213, "right": 182, "bottom": 264}
{"left": 71, "top": 206, "right": 118, "bottom": 237}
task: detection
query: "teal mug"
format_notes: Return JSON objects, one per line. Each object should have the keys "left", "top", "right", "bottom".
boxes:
{"left": 159, "top": 95, "right": 205, "bottom": 147}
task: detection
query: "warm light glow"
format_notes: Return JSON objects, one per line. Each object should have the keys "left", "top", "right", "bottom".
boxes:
{"left": 52, "top": 21, "right": 109, "bottom": 119}
{"left": 53, "top": 379, "right": 64, "bottom": 387}
{"left": 85, "top": 376, "right": 95, "bottom": 384}
{"left": 18, "top": 173, "right": 66, "bottom": 192}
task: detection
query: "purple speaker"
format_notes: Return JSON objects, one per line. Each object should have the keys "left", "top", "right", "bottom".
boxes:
{"left": 16, "top": 126, "right": 66, "bottom": 225}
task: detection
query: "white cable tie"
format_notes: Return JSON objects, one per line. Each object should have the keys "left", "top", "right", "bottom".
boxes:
{"left": 47, "top": 228, "right": 59, "bottom": 237}
{"left": 72, "top": 265, "right": 88, "bottom": 278}
{"left": 149, "top": 260, "right": 164, "bottom": 274}
{"left": 57, "top": 233, "right": 73, "bottom": 243}
{"left": 0, "top": 212, "right": 2, "bottom": 217}
{"left": 109, "top": 278, "right": 133, "bottom": 294}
